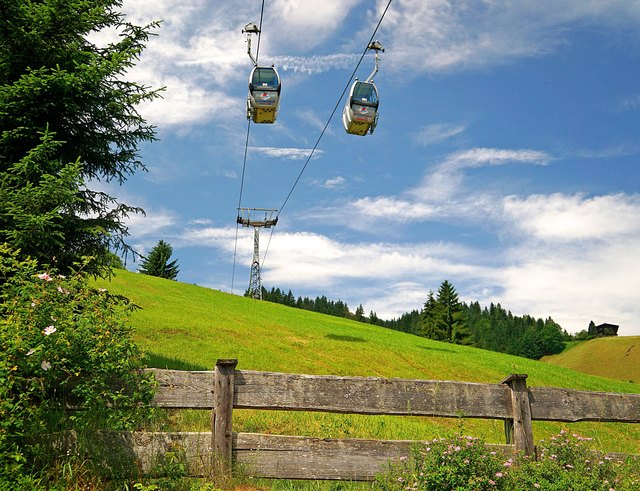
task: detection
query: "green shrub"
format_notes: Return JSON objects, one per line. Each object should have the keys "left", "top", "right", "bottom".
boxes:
{"left": 0, "top": 244, "right": 155, "bottom": 484}
{"left": 505, "top": 431, "right": 640, "bottom": 491}
{"left": 376, "top": 435, "right": 507, "bottom": 490}
{"left": 377, "top": 431, "right": 640, "bottom": 490}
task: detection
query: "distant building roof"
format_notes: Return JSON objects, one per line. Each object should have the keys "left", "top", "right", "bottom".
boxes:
{"left": 594, "top": 322, "right": 619, "bottom": 336}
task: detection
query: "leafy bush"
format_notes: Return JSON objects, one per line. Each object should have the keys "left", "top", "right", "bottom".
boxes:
{"left": 506, "top": 431, "right": 640, "bottom": 491}
{"left": 377, "top": 435, "right": 507, "bottom": 490}
{"left": 377, "top": 431, "right": 640, "bottom": 491}
{"left": 0, "top": 244, "right": 155, "bottom": 483}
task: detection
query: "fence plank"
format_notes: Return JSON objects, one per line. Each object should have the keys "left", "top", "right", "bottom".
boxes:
{"left": 233, "top": 371, "right": 513, "bottom": 419}
{"left": 149, "top": 369, "right": 640, "bottom": 423}
{"left": 529, "top": 386, "right": 640, "bottom": 422}
{"left": 149, "top": 369, "right": 214, "bottom": 408}
{"left": 62, "top": 431, "right": 214, "bottom": 476}
{"left": 234, "top": 432, "right": 515, "bottom": 481}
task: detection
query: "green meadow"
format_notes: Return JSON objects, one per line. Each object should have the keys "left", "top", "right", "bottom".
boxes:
{"left": 95, "top": 270, "right": 640, "bottom": 454}
{"left": 543, "top": 335, "right": 640, "bottom": 383}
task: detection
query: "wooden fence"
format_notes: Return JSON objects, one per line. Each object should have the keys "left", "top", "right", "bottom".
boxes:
{"left": 116, "top": 359, "right": 640, "bottom": 481}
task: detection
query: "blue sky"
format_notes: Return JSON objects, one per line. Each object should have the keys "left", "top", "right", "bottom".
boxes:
{"left": 101, "top": 1, "right": 640, "bottom": 335}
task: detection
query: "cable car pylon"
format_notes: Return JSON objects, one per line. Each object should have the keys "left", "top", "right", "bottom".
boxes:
{"left": 237, "top": 208, "right": 278, "bottom": 299}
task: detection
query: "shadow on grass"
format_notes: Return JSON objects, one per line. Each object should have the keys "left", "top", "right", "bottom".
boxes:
{"left": 416, "top": 344, "right": 456, "bottom": 353}
{"left": 325, "top": 334, "right": 367, "bottom": 343}
{"left": 145, "top": 352, "right": 209, "bottom": 371}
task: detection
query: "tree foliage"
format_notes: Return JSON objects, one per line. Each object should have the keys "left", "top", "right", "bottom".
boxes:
{"left": 138, "top": 240, "right": 179, "bottom": 280}
{"left": 0, "top": 0, "right": 162, "bottom": 274}
{"left": 418, "top": 281, "right": 470, "bottom": 345}
{"left": 417, "top": 281, "right": 566, "bottom": 359}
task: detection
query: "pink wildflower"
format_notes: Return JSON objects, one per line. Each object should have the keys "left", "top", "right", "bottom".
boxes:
{"left": 41, "top": 360, "right": 51, "bottom": 371}
{"left": 37, "top": 273, "right": 53, "bottom": 281}
{"left": 43, "top": 325, "right": 57, "bottom": 336}
{"left": 495, "top": 472, "right": 503, "bottom": 478}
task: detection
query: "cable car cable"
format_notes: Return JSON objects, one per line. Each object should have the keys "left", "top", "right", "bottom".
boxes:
{"left": 231, "top": 119, "right": 252, "bottom": 293}
{"left": 277, "top": 0, "right": 392, "bottom": 220}
{"left": 231, "top": 0, "right": 266, "bottom": 294}
{"left": 255, "top": 0, "right": 265, "bottom": 64}
{"left": 259, "top": 0, "right": 393, "bottom": 269}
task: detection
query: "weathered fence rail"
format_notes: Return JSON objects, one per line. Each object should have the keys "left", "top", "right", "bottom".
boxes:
{"left": 122, "top": 359, "right": 640, "bottom": 481}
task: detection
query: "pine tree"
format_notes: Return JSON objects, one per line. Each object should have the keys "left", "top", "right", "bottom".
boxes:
{"left": 0, "top": 0, "right": 161, "bottom": 274}
{"left": 418, "top": 290, "right": 446, "bottom": 340}
{"left": 138, "top": 240, "right": 179, "bottom": 280}
{"left": 419, "top": 281, "right": 470, "bottom": 344}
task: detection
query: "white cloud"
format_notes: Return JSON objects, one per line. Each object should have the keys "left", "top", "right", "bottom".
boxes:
{"left": 414, "top": 123, "right": 466, "bottom": 145}
{"left": 475, "top": 192, "right": 640, "bottom": 334}
{"left": 269, "top": 0, "right": 363, "bottom": 51}
{"left": 274, "top": 54, "right": 360, "bottom": 74}
{"left": 440, "top": 148, "right": 552, "bottom": 170}
{"left": 377, "top": 0, "right": 640, "bottom": 74}
{"left": 251, "top": 231, "right": 486, "bottom": 285}
{"left": 621, "top": 95, "right": 640, "bottom": 111}
{"left": 408, "top": 147, "right": 551, "bottom": 204}
{"left": 503, "top": 193, "right": 640, "bottom": 242}
{"left": 320, "top": 176, "right": 346, "bottom": 188}
{"left": 361, "top": 282, "right": 429, "bottom": 318}
{"left": 350, "top": 196, "right": 439, "bottom": 222}
{"left": 296, "top": 108, "right": 331, "bottom": 133}
{"left": 125, "top": 208, "right": 177, "bottom": 238}
{"left": 189, "top": 218, "right": 214, "bottom": 226}
{"left": 251, "top": 146, "right": 324, "bottom": 160}
{"left": 179, "top": 226, "right": 239, "bottom": 252}
{"left": 307, "top": 148, "right": 552, "bottom": 229}
{"left": 494, "top": 236, "right": 640, "bottom": 335}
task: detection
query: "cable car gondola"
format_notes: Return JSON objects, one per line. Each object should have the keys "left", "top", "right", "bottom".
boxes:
{"left": 243, "top": 23, "right": 281, "bottom": 124}
{"left": 342, "top": 80, "right": 379, "bottom": 136}
{"left": 247, "top": 65, "right": 281, "bottom": 124}
{"left": 342, "top": 41, "right": 384, "bottom": 136}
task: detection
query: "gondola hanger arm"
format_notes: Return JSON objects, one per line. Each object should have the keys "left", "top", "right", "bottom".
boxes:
{"left": 364, "top": 40, "right": 384, "bottom": 83}
{"left": 243, "top": 22, "right": 260, "bottom": 67}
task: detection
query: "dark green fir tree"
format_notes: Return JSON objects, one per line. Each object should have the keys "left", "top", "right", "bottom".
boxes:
{"left": 138, "top": 240, "right": 179, "bottom": 280}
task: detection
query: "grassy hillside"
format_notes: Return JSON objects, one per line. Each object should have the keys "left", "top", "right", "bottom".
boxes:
{"left": 94, "top": 270, "right": 640, "bottom": 453}
{"left": 542, "top": 336, "right": 640, "bottom": 383}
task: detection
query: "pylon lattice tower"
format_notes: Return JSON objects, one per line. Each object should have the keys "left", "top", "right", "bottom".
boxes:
{"left": 237, "top": 208, "right": 278, "bottom": 299}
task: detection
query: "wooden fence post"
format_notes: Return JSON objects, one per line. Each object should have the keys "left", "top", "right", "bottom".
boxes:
{"left": 501, "top": 374, "right": 535, "bottom": 458}
{"left": 212, "top": 359, "right": 238, "bottom": 476}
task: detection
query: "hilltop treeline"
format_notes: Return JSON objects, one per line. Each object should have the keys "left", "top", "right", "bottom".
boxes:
{"left": 258, "top": 281, "right": 569, "bottom": 360}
